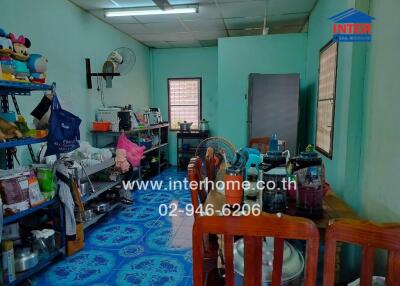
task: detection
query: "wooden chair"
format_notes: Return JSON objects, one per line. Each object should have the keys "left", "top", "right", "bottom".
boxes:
{"left": 249, "top": 136, "right": 270, "bottom": 153}
{"left": 188, "top": 157, "right": 207, "bottom": 218}
{"left": 188, "top": 157, "right": 220, "bottom": 278}
{"left": 205, "top": 147, "right": 215, "bottom": 182}
{"left": 193, "top": 214, "right": 320, "bottom": 286}
{"left": 323, "top": 218, "right": 400, "bottom": 286}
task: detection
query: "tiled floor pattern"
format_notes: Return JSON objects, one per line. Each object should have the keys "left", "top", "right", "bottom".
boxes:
{"left": 33, "top": 168, "right": 194, "bottom": 286}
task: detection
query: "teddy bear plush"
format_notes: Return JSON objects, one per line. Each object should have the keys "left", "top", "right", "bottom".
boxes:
{"left": 0, "top": 28, "right": 15, "bottom": 80}
{"left": 9, "top": 33, "right": 31, "bottom": 81}
{"left": 27, "top": 54, "right": 48, "bottom": 83}
{"left": 115, "top": 148, "right": 130, "bottom": 173}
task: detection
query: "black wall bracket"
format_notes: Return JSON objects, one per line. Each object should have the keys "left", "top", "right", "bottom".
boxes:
{"left": 85, "top": 58, "right": 120, "bottom": 89}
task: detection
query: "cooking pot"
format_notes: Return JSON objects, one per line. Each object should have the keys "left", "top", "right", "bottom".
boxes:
{"left": 95, "top": 202, "right": 110, "bottom": 214}
{"left": 199, "top": 119, "right": 209, "bottom": 133}
{"left": 178, "top": 121, "right": 192, "bottom": 132}
{"left": 234, "top": 238, "right": 304, "bottom": 286}
{"left": 15, "top": 248, "right": 39, "bottom": 272}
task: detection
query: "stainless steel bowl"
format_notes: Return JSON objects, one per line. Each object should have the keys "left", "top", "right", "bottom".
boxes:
{"left": 233, "top": 238, "right": 304, "bottom": 286}
{"left": 15, "top": 248, "right": 39, "bottom": 272}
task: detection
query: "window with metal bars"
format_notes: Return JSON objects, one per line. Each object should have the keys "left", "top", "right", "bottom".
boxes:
{"left": 168, "top": 78, "right": 202, "bottom": 131}
{"left": 316, "top": 40, "right": 338, "bottom": 158}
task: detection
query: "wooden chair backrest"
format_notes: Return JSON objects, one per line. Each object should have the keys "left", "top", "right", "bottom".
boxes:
{"left": 323, "top": 218, "right": 400, "bottom": 286}
{"left": 188, "top": 157, "right": 207, "bottom": 218}
{"left": 193, "top": 214, "right": 320, "bottom": 286}
{"left": 205, "top": 147, "right": 215, "bottom": 182}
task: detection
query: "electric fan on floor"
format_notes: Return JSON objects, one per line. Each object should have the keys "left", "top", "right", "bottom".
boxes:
{"left": 195, "top": 137, "right": 237, "bottom": 180}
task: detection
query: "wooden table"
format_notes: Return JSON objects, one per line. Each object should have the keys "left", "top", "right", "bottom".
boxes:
{"left": 204, "top": 189, "right": 359, "bottom": 234}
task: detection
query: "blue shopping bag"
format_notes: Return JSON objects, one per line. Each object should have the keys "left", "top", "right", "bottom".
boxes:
{"left": 45, "top": 96, "right": 81, "bottom": 156}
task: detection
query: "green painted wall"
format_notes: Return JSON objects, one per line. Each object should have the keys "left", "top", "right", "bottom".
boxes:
{"left": 150, "top": 47, "right": 218, "bottom": 165}
{"left": 305, "top": 0, "right": 372, "bottom": 215}
{"left": 360, "top": 0, "right": 400, "bottom": 222}
{"left": 217, "top": 34, "right": 308, "bottom": 150}
{"left": 0, "top": 0, "right": 150, "bottom": 160}
{"left": 358, "top": 0, "right": 400, "bottom": 274}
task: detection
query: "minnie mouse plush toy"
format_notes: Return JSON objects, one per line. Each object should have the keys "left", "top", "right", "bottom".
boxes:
{"left": 9, "top": 33, "right": 31, "bottom": 81}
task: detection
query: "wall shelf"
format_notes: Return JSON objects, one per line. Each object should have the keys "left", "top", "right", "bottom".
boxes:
{"left": 0, "top": 137, "right": 47, "bottom": 149}
{"left": 82, "top": 179, "right": 122, "bottom": 203}
{"left": 91, "top": 123, "right": 170, "bottom": 136}
{"left": 83, "top": 202, "right": 121, "bottom": 229}
{"left": 3, "top": 198, "right": 57, "bottom": 225}
{"left": 0, "top": 80, "right": 52, "bottom": 95}
{"left": 7, "top": 250, "right": 63, "bottom": 286}
{"left": 78, "top": 158, "right": 115, "bottom": 178}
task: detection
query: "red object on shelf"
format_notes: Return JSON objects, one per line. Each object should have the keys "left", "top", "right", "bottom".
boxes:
{"left": 92, "top": 121, "right": 111, "bottom": 132}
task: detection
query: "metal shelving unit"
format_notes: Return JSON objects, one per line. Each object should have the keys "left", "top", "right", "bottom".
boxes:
{"left": 91, "top": 123, "right": 169, "bottom": 180}
{"left": 77, "top": 158, "right": 115, "bottom": 178}
{"left": 81, "top": 180, "right": 122, "bottom": 203}
{"left": 0, "top": 80, "right": 65, "bottom": 286}
{"left": 177, "top": 131, "right": 209, "bottom": 170}
{"left": 0, "top": 80, "right": 53, "bottom": 169}
{"left": 8, "top": 251, "right": 63, "bottom": 286}
{"left": 83, "top": 202, "right": 121, "bottom": 229}
{"left": 3, "top": 199, "right": 57, "bottom": 225}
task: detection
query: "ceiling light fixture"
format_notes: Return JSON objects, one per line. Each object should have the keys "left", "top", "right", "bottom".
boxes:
{"left": 105, "top": 5, "right": 198, "bottom": 17}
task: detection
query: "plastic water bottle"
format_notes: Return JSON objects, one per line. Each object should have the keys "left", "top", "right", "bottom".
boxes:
{"left": 269, "top": 133, "right": 278, "bottom": 152}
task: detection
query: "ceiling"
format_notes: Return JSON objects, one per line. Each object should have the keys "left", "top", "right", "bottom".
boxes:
{"left": 69, "top": 0, "right": 317, "bottom": 48}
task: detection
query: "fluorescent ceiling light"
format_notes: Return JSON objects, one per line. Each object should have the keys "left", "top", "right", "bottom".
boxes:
{"left": 105, "top": 6, "right": 198, "bottom": 17}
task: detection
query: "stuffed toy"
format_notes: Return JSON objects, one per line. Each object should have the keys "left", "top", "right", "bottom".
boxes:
{"left": 9, "top": 33, "right": 31, "bottom": 81}
{"left": 115, "top": 148, "right": 130, "bottom": 173}
{"left": 0, "top": 117, "right": 23, "bottom": 141}
{"left": 27, "top": 54, "right": 48, "bottom": 83}
{"left": 0, "top": 28, "right": 15, "bottom": 81}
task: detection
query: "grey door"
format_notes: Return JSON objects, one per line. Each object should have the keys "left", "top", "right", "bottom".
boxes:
{"left": 248, "top": 74, "right": 300, "bottom": 154}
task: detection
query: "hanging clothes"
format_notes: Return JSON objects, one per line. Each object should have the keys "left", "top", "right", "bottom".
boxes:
{"left": 55, "top": 161, "right": 76, "bottom": 239}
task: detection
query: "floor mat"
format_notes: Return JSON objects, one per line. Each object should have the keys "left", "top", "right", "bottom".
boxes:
{"left": 33, "top": 167, "right": 194, "bottom": 286}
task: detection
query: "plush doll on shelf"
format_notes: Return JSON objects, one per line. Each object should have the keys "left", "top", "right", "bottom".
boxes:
{"left": 115, "top": 148, "right": 130, "bottom": 173}
{"left": 9, "top": 33, "right": 31, "bottom": 82}
{"left": 27, "top": 54, "right": 48, "bottom": 83}
{"left": 0, "top": 28, "right": 16, "bottom": 81}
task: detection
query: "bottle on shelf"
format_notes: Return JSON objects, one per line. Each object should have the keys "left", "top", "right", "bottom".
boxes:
{"left": 2, "top": 240, "right": 16, "bottom": 284}
{"left": 269, "top": 133, "right": 279, "bottom": 152}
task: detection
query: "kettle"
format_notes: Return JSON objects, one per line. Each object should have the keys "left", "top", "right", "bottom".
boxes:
{"left": 199, "top": 119, "right": 209, "bottom": 133}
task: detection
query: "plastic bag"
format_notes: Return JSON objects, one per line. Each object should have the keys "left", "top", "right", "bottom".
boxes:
{"left": 116, "top": 133, "right": 145, "bottom": 167}
{"left": 45, "top": 96, "right": 81, "bottom": 156}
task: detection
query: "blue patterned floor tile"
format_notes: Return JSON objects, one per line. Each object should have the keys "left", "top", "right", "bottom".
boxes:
{"left": 105, "top": 254, "right": 188, "bottom": 286}
{"left": 33, "top": 168, "right": 193, "bottom": 285}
